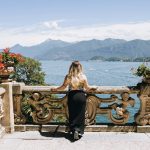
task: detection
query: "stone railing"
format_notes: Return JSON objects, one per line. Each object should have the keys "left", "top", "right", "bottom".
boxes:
{"left": 0, "top": 87, "right": 5, "bottom": 137}
{"left": 13, "top": 85, "right": 138, "bottom": 126}
{"left": 1, "top": 81, "right": 150, "bottom": 133}
{"left": 12, "top": 82, "right": 150, "bottom": 126}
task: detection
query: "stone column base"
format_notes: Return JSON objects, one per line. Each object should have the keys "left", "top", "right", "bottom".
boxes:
{"left": 0, "top": 127, "right": 5, "bottom": 138}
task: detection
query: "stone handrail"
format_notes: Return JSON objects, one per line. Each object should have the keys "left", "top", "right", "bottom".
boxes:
{"left": 22, "top": 85, "right": 138, "bottom": 94}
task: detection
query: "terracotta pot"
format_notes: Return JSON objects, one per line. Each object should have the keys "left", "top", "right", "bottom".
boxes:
{"left": 0, "top": 70, "right": 12, "bottom": 83}
{"left": 5, "top": 61, "right": 15, "bottom": 67}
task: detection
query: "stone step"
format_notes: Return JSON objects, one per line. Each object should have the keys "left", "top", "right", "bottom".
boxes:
{"left": 14, "top": 125, "right": 150, "bottom": 133}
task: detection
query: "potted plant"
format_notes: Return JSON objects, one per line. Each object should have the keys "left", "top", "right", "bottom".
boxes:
{"left": 132, "top": 63, "right": 150, "bottom": 83}
{"left": 0, "top": 48, "right": 25, "bottom": 82}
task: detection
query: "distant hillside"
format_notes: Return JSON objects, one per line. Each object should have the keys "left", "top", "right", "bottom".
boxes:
{"left": 92, "top": 39, "right": 150, "bottom": 58}
{"left": 36, "top": 38, "right": 126, "bottom": 60}
{"left": 1, "top": 38, "right": 150, "bottom": 61}
{"left": 10, "top": 39, "right": 71, "bottom": 58}
{"left": 37, "top": 39, "right": 150, "bottom": 60}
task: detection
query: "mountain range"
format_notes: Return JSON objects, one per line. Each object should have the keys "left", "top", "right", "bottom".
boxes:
{"left": 1, "top": 38, "right": 150, "bottom": 61}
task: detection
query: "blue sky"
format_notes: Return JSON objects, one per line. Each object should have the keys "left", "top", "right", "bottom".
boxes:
{"left": 0, "top": 0, "right": 150, "bottom": 47}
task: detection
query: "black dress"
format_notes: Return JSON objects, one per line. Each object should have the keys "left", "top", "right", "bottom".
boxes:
{"left": 67, "top": 90, "right": 86, "bottom": 134}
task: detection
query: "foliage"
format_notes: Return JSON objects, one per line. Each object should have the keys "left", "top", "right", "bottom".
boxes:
{"left": 11, "top": 57, "right": 46, "bottom": 85}
{"left": 132, "top": 63, "right": 150, "bottom": 79}
{"left": 53, "top": 114, "right": 67, "bottom": 123}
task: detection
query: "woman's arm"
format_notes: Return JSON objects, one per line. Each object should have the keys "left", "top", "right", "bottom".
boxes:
{"left": 51, "top": 75, "right": 70, "bottom": 91}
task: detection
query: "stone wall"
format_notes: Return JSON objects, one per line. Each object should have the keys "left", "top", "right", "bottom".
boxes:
{"left": 0, "top": 87, "right": 5, "bottom": 138}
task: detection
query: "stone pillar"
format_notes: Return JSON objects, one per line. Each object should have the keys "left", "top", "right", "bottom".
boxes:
{"left": 1, "top": 82, "right": 25, "bottom": 133}
{"left": 135, "top": 82, "right": 150, "bottom": 126}
{"left": 1, "top": 83, "right": 14, "bottom": 133}
{"left": 0, "top": 87, "right": 6, "bottom": 137}
{"left": 12, "top": 82, "right": 26, "bottom": 124}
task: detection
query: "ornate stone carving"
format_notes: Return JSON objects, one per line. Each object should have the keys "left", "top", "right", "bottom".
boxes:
{"left": 13, "top": 89, "right": 136, "bottom": 125}
{"left": 135, "top": 82, "right": 150, "bottom": 125}
{"left": 109, "top": 92, "right": 135, "bottom": 124}
{"left": 135, "top": 95, "right": 150, "bottom": 125}
{"left": 85, "top": 95, "right": 100, "bottom": 125}
{"left": 17, "top": 92, "right": 68, "bottom": 124}
{"left": 0, "top": 95, "right": 4, "bottom": 119}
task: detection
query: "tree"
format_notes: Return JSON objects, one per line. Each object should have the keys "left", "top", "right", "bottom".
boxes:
{"left": 11, "top": 57, "right": 46, "bottom": 85}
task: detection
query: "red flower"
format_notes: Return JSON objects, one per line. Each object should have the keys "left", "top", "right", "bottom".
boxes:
{"left": 9, "top": 53, "right": 16, "bottom": 58}
{"left": 3, "top": 48, "right": 10, "bottom": 53}
{"left": 0, "top": 48, "right": 25, "bottom": 67}
{"left": 0, "top": 62, "right": 4, "bottom": 70}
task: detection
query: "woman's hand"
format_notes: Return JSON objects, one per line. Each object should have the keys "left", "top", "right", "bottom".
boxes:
{"left": 51, "top": 88, "right": 57, "bottom": 92}
{"left": 87, "top": 87, "right": 98, "bottom": 92}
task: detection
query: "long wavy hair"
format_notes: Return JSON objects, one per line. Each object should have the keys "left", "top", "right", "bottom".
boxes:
{"left": 68, "top": 61, "right": 84, "bottom": 86}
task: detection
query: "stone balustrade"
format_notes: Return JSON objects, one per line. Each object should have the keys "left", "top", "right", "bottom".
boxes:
{"left": 12, "top": 83, "right": 149, "bottom": 125}
{"left": 0, "top": 81, "right": 150, "bottom": 133}
{"left": 18, "top": 85, "right": 138, "bottom": 125}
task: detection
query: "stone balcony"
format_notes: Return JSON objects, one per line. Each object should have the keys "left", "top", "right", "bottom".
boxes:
{"left": 0, "top": 81, "right": 150, "bottom": 141}
{"left": 0, "top": 81, "right": 150, "bottom": 149}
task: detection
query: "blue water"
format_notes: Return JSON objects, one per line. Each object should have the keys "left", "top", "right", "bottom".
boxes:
{"left": 41, "top": 60, "right": 142, "bottom": 86}
{"left": 41, "top": 61, "right": 143, "bottom": 124}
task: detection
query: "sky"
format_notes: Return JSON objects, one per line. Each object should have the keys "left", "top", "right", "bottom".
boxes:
{"left": 0, "top": 0, "right": 150, "bottom": 47}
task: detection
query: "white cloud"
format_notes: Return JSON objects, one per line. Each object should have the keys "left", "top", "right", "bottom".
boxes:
{"left": 1, "top": 21, "right": 150, "bottom": 48}
{"left": 42, "top": 21, "right": 60, "bottom": 29}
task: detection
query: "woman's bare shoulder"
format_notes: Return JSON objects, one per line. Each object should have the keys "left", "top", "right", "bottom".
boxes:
{"left": 65, "top": 74, "right": 71, "bottom": 80}
{"left": 81, "top": 74, "right": 87, "bottom": 80}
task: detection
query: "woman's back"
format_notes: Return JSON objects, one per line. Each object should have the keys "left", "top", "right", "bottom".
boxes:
{"left": 67, "top": 73, "right": 86, "bottom": 90}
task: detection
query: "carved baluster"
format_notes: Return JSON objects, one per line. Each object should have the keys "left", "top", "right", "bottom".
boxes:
{"left": 85, "top": 94, "right": 118, "bottom": 125}
{"left": 13, "top": 94, "right": 26, "bottom": 124}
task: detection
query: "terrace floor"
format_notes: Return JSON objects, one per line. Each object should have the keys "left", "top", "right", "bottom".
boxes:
{"left": 0, "top": 131, "right": 150, "bottom": 150}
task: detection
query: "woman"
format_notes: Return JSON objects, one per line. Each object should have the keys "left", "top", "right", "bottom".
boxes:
{"left": 51, "top": 61, "right": 96, "bottom": 140}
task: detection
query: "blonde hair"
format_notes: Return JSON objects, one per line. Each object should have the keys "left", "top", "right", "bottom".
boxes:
{"left": 68, "top": 61, "right": 83, "bottom": 77}
{"left": 68, "top": 61, "right": 85, "bottom": 88}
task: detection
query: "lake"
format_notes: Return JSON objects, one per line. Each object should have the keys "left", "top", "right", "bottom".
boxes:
{"left": 41, "top": 60, "right": 142, "bottom": 86}
{"left": 40, "top": 61, "right": 144, "bottom": 123}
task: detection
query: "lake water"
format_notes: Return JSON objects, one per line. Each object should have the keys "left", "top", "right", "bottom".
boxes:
{"left": 40, "top": 61, "right": 144, "bottom": 123}
{"left": 41, "top": 60, "right": 142, "bottom": 86}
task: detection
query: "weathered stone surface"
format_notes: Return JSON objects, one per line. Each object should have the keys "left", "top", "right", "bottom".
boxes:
{"left": 14, "top": 125, "right": 138, "bottom": 132}
{"left": 1, "top": 83, "right": 14, "bottom": 133}
{"left": 137, "top": 125, "right": 150, "bottom": 133}
{"left": 12, "top": 82, "right": 25, "bottom": 94}
{"left": 0, "top": 127, "right": 5, "bottom": 138}
{"left": 85, "top": 125, "right": 137, "bottom": 132}
{"left": 22, "top": 85, "right": 138, "bottom": 94}
{"left": 0, "top": 131, "right": 150, "bottom": 150}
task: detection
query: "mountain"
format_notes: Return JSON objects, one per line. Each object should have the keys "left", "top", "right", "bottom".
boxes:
{"left": 91, "top": 39, "right": 150, "bottom": 58}
{"left": 36, "top": 38, "right": 126, "bottom": 60}
{"left": 37, "top": 38, "right": 150, "bottom": 60}
{"left": 1, "top": 38, "right": 150, "bottom": 60}
{"left": 10, "top": 39, "right": 71, "bottom": 58}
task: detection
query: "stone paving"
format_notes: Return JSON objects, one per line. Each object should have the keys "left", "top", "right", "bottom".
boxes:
{"left": 0, "top": 131, "right": 150, "bottom": 150}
